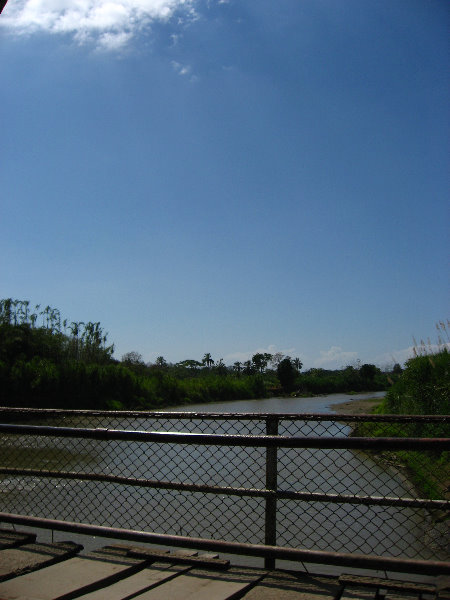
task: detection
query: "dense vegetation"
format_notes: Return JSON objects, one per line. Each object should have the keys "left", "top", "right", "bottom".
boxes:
{"left": 375, "top": 326, "right": 449, "bottom": 425}
{"left": 357, "top": 326, "right": 450, "bottom": 499}
{"left": 0, "top": 299, "right": 389, "bottom": 410}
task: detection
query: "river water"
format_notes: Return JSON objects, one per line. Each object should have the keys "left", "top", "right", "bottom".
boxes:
{"left": 0, "top": 392, "right": 444, "bottom": 571}
{"left": 160, "top": 392, "right": 381, "bottom": 415}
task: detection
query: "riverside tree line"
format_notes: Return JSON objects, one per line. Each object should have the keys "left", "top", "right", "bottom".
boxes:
{"left": 0, "top": 298, "right": 412, "bottom": 410}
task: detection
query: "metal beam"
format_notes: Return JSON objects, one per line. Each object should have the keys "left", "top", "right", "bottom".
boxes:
{"left": 0, "top": 512, "right": 448, "bottom": 576}
{"left": 0, "top": 423, "right": 448, "bottom": 450}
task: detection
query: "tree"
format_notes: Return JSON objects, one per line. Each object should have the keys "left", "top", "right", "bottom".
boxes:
{"left": 215, "top": 358, "right": 227, "bottom": 375}
{"left": 177, "top": 359, "right": 202, "bottom": 371}
{"left": 69, "top": 321, "right": 83, "bottom": 360}
{"left": 202, "top": 353, "right": 214, "bottom": 368}
{"left": 233, "top": 361, "right": 242, "bottom": 375}
{"left": 392, "top": 363, "right": 403, "bottom": 375}
{"left": 293, "top": 357, "right": 303, "bottom": 372}
{"left": 155, "top": 356, "right": 167, "bottom": 368}
{"left": 359, "top": 363, "right": 378, "bottom": 381}
{"left": 277, "top": 357, "right": 297, "bottom": 392}
{"left": 252, "top": 353, "right": 271, "bottom": 373}
{"left": 263, "top": 352, "right": 273, "bottom": 367}
{"left": 243, "top": 360, "right": 254, "bottom": 375}
{"left": 122, "top": 351, "right": 145, "bottom": 366}
{"left": 270, "top": 352, "right": 284, "bottom": 369}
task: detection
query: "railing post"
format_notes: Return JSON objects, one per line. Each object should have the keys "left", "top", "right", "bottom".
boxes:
{"left": 264, "top": 415, "right": 278, "bottom": 570}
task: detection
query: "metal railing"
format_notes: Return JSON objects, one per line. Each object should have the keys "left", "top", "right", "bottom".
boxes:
{"left": 0, "top": 408, "right": 448, "bottom": 573}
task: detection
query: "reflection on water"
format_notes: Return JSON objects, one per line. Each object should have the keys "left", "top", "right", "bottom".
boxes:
{"left": 0, "top": 392, "right": 444, "bottom": 561}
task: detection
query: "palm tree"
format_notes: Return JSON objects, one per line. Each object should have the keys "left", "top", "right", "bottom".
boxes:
{"left": 41, "top": 305, "right": 52, "bottom": 328}
{"left": 293, "top": 358, "right": 303, "bottom": 372}
{"left": 243, "top": 360, "right": 253, "bottom": 375}
{"left": 17, "top": 300, "right": 30, "bottom": 324}
{"left": 30, "top": 312, "right": 38, "bottom": 328}
{"left": 11, "top": 299, "right": 19, "bottom": 325}
{"left": 0, "top": 299, "right": 12, "bottom": 325}
{"left": 202, "top": 353, "right": 214, "bottom": 368}
{"left": 69, "top": 321, "right": 84, "bottom": 360}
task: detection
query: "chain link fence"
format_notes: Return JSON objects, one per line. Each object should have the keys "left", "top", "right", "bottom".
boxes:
{"left": 0, "top": 408, "right": 448, "bottom": 564}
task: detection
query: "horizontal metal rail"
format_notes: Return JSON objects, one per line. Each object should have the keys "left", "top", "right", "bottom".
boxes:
{"left": 0, "top": 423, "right": 449, "bottom": 450}
{"left": 0, "top": 406, "right": 448, "bottom": 423}
{"left": 1, "top": 467, "right": 447, "bottom": 511}
{"left": 1, "top": 413, "right": 448, "bottom": 572}
{"left": 0, "top": 512, "right": 448, "bottom": 576}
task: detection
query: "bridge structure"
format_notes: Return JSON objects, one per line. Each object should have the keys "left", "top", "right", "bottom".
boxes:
{"left": 0, "top": 408, "right": 448, "bottom": 598}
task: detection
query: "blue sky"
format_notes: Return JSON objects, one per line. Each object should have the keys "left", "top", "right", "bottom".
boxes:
{"left": 1, "top": 0, "right": 449, "bottom": 369}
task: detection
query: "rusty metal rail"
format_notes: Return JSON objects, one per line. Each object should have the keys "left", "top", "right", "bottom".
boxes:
{"left": 0, "top": 406, "right": 447, "bottom": 423}
{"left": 0, "top": 411, "right": 448, "bottom": 573}
{"left": 0, "top": 467, "right": 446, "bottom": 510}
{"left": 0, "top": 423, "right": 448, "bottom": 450}
{"left": 0, "top": 512, "right": 449, "bottom": 576}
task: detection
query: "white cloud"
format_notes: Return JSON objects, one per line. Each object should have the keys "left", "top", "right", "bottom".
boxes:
{"left": 1, "top": 0, "right": 195, "bottom": 49}
{"left": 171, "top": 59, "right": 198, "bottom": 81}
{"left": 171, "top": 60, "right": 190, "bottom": 75}
{"left": 313, "top": 346, "right": 357, "bottom": 369}
{"left": 97, "top": 30, "right": 132, "bottom": 49}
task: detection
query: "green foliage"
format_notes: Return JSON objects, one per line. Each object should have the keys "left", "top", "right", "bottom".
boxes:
{"left": 396, "top": 450, "right": 448, "bottom": 500}
{"left": 154, "top": 356, "right": 167, "bottom": 368}
{"left": 382, "top": 350, "right": 449, "bottom": 416}
{"left": 0, "top": 299, "right": 113, "bottom": 365}
{"left": 175, "top": 359, "right": 203, "bottom": 371}
{"left": 392, "top": 363, "right": 403, "bottom": 375}
{"left": 0, "top": 296, "right": 409, "bottom": 411}
{"left": 298, "top": 365, "right": 387, "bottom": 395}
{"left": 277, "top": 357, "right": 297, "bottom": 392}
{"left": 0, "top": 299, "right": 271, "bottom": 410}
{"left": 357, "top": 332, "right": 449, "bottom": 500}
{"left": 359, "top": 363, "right": 379, "bottom": 381}
{"left": 202, "top": 353, "right": 214, "bottom": 368}
{"left": 121, "top": 351, "right": 147, "bottom": 375}
{"left": 251, "top": 353, "right": 272, "bottom": 373}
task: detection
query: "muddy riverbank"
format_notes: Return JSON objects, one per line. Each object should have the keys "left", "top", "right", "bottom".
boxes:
{"left": 331, "top": 396, "right": 383, "bottom": 415}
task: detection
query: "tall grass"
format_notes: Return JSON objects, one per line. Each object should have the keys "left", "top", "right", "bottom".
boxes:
{"left": 358, "top": 321, "right": 450, "bottom": 500}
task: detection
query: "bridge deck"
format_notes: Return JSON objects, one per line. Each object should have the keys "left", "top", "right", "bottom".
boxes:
{"left": 0, "top": 528, "right": 447, "bottom": 600}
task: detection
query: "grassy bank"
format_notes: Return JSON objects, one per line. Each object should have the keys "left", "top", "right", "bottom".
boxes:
{"left": 353, "top": 338, "right": 449, "bottom": 501}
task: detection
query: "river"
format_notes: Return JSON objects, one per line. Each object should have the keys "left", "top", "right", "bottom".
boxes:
{"left": 0, "top": 392, "right": 444, "bottom": 573}
{"left": 160, "top": 391, "right": 383, "bottom": 415}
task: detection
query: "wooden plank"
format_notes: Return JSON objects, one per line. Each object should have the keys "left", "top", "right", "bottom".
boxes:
{"left": 75, "top": 562, "right": 191, "bottom": 600}
{"left": 437, "top": 576, "right": 450, "bottom": 599}
{"left": 123, "top": 546, "right": 230, "bottom": 569}
{"left": 0, "top": 552, "right": 149, "bottom": 600}
{"left": 172, "top": 550, "right": 198, "bottom": 557}
{"left": 0, "top": 542, "right": 82, "bottom": 582}
{"left": 98, "top": 545, "right": 169, "bottom": 558}
{"left": 384, "top": 594, "right": 419, "bottom": 599}
{"left": 339, "top": 574, "right": 436, "bottom": 595}
{"left": 242, "top": 571, "right": 340, "bottom": 600}
{"left": 339, "top": 588, "right": 377, "bottom": 599}
{"left": 130, "top": 566, "right": 265, "bottom": 600}
{"left": 0, "top": 529, "right": 36, "bottom": 550}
